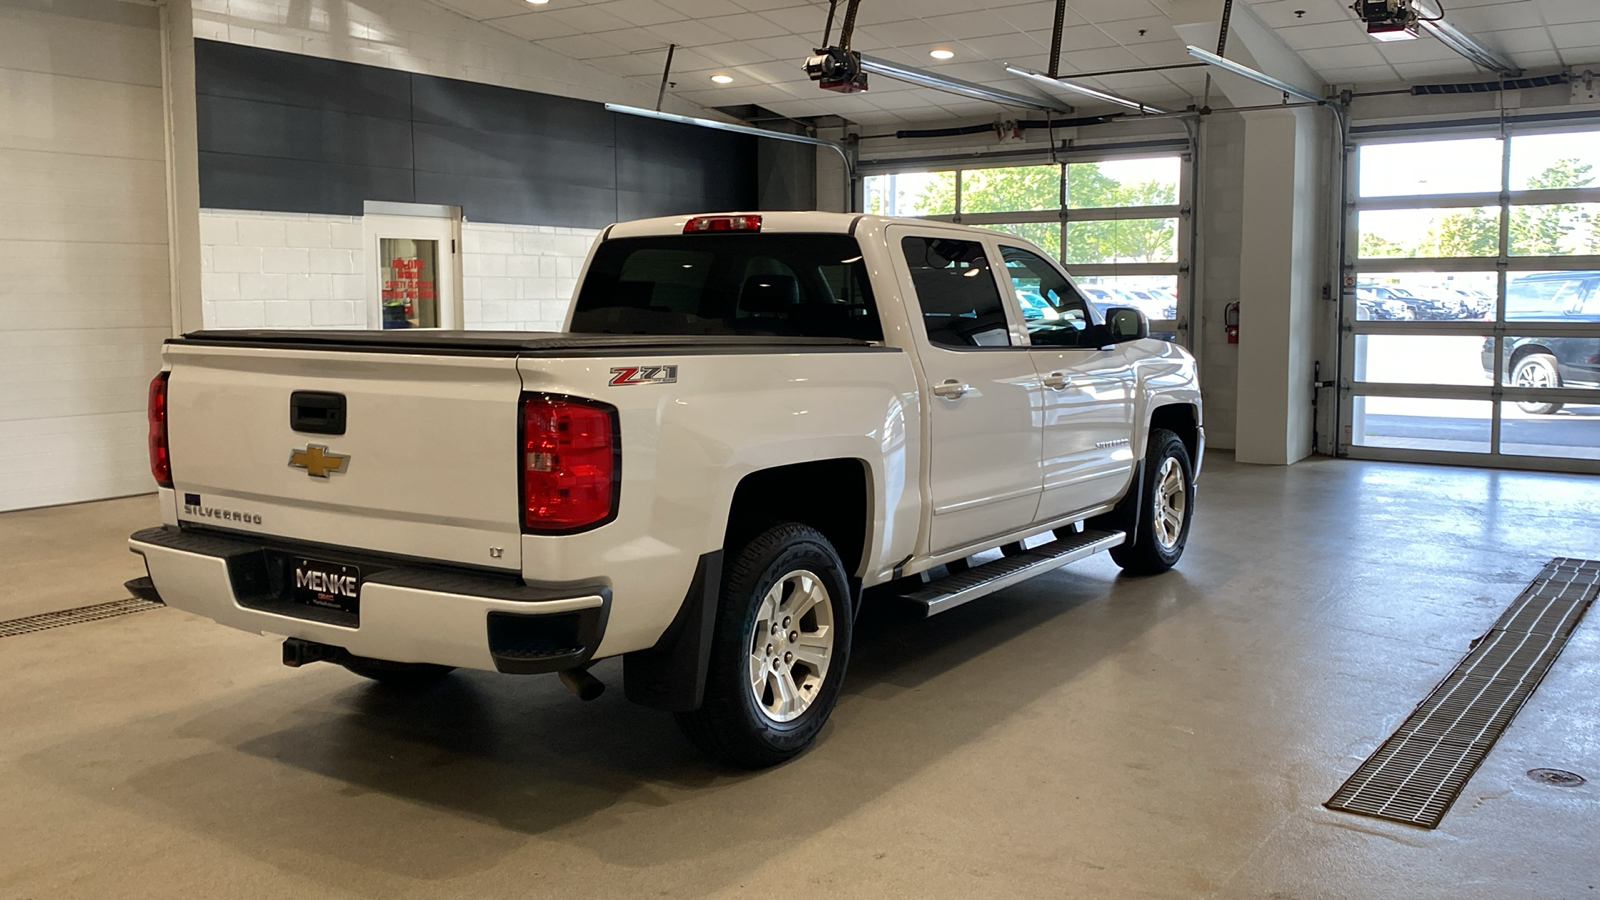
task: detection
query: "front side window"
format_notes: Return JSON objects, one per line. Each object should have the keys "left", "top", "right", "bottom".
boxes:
{"left": 999, "top": 245, "right": 1093, "bottom": 348}
{"left": 900, "top": 236, "right": 1013, "bottom": 348}
{"left": 570, "top": 234, "right": 881, "bottom": 340}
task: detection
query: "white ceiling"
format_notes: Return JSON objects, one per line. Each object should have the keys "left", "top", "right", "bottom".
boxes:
{"left": 423, "top": 0, "right": 1600, "bottom": 125}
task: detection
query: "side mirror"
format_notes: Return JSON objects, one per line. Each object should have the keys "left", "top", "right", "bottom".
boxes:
{"left": 1104, "top": 306, "right": 1149, "bottom": 342}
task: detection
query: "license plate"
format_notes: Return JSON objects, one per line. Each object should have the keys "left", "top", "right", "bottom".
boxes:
{"left": 291, "top": 557, "right": 361, "bottom": 615}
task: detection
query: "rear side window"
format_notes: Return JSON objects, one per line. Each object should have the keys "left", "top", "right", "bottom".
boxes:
{"left": 570, "top": 234, "right": 881, "bottom": 340}
{"left": 901, "top": 236, "right": 1013, "bottom": 348}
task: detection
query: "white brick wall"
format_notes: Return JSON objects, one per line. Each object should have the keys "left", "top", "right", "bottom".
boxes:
{"left": 200, "top": 211, "right": 596, "bottom": 332}
{"left": 200, "top": 210, "right": 367, "bottom": 329}
{"left": 462, "top": 222, "right": 595, "bottom": 331}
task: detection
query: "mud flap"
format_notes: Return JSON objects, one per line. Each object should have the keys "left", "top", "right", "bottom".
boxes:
{"left": 623, "top": 550, "right": 722, "bottom": 712}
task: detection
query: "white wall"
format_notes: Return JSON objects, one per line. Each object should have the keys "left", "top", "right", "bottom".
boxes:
{"left": 0, "top": 0, "right": 170, "bottom": 511}
{"left": 198, "top": 210, "right": 596, "bottom": 331}
{"left": 460, "top": 223, "right": 596, "bottom": 332}
{"left": 200, "top": 210, "right": 368, "bottom": 328}
{"left": 188, "top": 0, "right": 706, "bottom": 118}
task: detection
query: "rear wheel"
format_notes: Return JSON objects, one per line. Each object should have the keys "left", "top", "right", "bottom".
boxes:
{"left": 1512, "top": 354, "right": 1564, "bottom": 415}
{"left": 341, "top": 656, "right": 455, "bottom": 688}
{"left": 1108, "top": 428, "right": 1194, "bottom": 576}
{"left": 675, "top": 523, "right": 852, "bottom": 768}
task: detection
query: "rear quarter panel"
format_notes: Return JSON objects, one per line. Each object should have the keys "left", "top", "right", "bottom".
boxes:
{"left": 519, "top": 349, "right": 922, "bottom": 657}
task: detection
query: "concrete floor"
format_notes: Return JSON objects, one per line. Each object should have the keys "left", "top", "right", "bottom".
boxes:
{"left": 2, "top": 454, "right": 1598, "bottom": 899}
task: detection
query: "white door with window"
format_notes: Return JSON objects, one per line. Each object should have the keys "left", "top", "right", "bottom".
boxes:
{"left": 888, "top": 227, "right": 1042, "bottom": 555}
{"left": 993, "top": 242, "right": 1136, "bottom": 519}
{"left": 363, "top": 213, "right": 462, "bottom": 330}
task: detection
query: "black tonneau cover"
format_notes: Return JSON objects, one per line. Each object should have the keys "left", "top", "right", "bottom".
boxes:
{"left": 173, "top": 330, "right": 892, "bottom": 357}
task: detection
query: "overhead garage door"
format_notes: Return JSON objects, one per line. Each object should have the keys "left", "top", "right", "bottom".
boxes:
{"left": 1341, "top": 124, "right": 1600, "bottom": 473}
{"left": 0, "top": 0, "right": 171, "bottom": 511}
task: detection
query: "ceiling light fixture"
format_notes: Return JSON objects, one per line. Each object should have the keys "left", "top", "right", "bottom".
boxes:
{"left": 853, "top": 53, "right": 1074, "bottom": 113}
{"left": 711, "top": 74, "right": 733, "bottom": 83}
{"left": 1185, "top": 45, "right": 1323, "bottom": 104}
{"left": 525, "top": 0, "right": 548, "bottom": 4}
{"left": 929, "top": 49, "right": 955, "bottom": 60}
{"left": 1005, "top": 64, "right": 1169, "bottom": 114}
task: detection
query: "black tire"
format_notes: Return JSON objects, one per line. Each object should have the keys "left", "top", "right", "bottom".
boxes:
{"left": 1108, "top": 428, "right": 1194, "bottom": 576}
{"left": 341, "top": 656, "right": 455, "bottom": 688}
{"left": 1511, "top": 354, "right": 1564, "bottom": 415}
{"left": 675, "top": 523, "right": 853, "bottom": 768}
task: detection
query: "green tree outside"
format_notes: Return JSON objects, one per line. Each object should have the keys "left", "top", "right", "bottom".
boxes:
{"left": 908, "top": 162, "right": 1178, "bottom": 264}
{"left": 1360, "top": 159, "right": 1596, "bottom": 258}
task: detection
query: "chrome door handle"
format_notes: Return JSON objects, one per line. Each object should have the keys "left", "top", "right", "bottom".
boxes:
{"left": 1042, "top": 372, "right": 1073, "bottom": 391}
{"left": 932, "top": 379, "right": 972, "bottom": 399}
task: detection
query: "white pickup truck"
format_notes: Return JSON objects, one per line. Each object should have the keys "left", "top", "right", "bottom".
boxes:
{"left": 130, "top": 211, "right": 1202, "bottom": 767}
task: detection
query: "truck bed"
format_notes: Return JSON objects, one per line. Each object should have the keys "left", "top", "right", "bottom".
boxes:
{"left": 174, "top": 330, "right": 889, "bottom": 357}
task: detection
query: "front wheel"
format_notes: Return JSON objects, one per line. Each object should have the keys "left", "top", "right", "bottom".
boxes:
{"left": 1512, "top": 354, "right": 1564, "bottom": 415}
{"left": 675, "top": 523, "right": 853, "bottom": 768}
{"left": 1108, "top": 428, "right": 1194, "bottom": 576}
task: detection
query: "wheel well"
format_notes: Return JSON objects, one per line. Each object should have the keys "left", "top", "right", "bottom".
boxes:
{"left": 725, "top": 459, "right": 870, "bottom": 577}
{"left": 1509, "top": 343, "right": 1556, "bottom": 368}
{"left": 1149, "top": 403, "right": 1199, "bottom": 463}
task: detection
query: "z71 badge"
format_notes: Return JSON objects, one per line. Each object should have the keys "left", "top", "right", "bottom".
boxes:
{"left": 609, "top": 365, "right": 678, "bottom": 386}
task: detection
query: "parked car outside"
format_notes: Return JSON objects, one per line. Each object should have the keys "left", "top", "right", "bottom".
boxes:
{"left": 1481, "top": 271, "right": 1600, "bottom": 414}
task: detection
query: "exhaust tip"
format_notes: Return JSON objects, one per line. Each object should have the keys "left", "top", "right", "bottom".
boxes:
{"left": 559, "top": 667, "right": 606, "bottom": 701}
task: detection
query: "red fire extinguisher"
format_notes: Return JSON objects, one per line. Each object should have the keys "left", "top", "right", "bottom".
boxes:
{"left": 1224, "top": 301, "right": 1239, "bottom": 343}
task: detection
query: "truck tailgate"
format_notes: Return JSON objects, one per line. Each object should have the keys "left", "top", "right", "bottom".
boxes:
{"left": 164, "top": 343, "right": 524, "bottom": 570}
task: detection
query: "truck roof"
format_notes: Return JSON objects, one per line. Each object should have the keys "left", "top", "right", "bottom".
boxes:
{"left": 604, "top": 211, "right": 988, "bottom": 240}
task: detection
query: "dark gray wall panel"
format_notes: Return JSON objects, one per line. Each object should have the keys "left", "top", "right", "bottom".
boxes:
{"left": 411, "top": 125, "right": 614, "bottom": 187}
{"left": 410, "top": 76, "right": 612, "bottom": 137}
{"left": 197, "top": 94, "right": 414, "bottom": 170}
{"left": 194, "top": 39, "right": 410, "bottom": 118}
{"left": 199, "top": 152, "right": 414, "bottom": 216}
{"left": 414, "top": 172, "right": 617, "bottom": 230}
{"left": 615, "top": 115, "right": 756, "bottom": 220}
{"left": 194, "top": 39, "right": 758, "bottom": 227}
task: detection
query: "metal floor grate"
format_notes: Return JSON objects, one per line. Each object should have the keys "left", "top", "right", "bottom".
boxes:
{"left": 1326, "top": 557, "right": 1600, "bottom": 828}
{"left": 0, "top": 597, "right": 164, "bottom": 639}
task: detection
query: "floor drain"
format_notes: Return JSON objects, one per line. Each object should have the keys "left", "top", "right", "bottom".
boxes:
{"left": 1326, "top": 557, "right": 1600, "bottom": 828}
{"left": 1527, "top": 768, "right": 1586, "bottom": 787}
{"left": 0, "top": 597, "right": 164, "bottom": 639}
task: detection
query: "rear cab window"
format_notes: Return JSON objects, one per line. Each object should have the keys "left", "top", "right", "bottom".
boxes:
{"left": 570, "top": 234, "right": 882, "bottom": 340}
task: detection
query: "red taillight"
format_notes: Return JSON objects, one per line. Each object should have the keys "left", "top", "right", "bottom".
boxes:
{"left": 521, "top": 396, "right": 617, "bottom": 532}
{"left": 683, "top": 214, "right": 761, "bottom": 234}
{"left": 147, "top": 372, "right": 172, "bottom": 488}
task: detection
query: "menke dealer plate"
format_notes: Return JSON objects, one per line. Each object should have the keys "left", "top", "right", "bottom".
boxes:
{"left": 291, "top": 557, "right": 361, "bottom": 617}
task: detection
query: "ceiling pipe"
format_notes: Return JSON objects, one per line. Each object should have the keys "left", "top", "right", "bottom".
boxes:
{"left": 856, "top": 53, "right": 1075, "bottom": 114}
{"left": 1185, "top": 45, "right": 1324, "bottom": 104}
{"left": 1006, "top": 64, "right": 1171, "bottom": 114}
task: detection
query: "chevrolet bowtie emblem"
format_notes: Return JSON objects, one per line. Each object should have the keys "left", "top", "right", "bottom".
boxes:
{"left": 288, "top": 445, "right": 350, "bottom": 478}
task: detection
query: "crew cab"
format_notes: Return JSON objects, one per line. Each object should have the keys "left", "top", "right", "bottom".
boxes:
{"left": 130, "top": 212, "right": 1202, "bottom": 767}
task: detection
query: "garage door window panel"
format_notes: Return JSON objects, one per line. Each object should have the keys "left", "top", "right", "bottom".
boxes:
{"left": 1344, "top": 126, "right": 1600, "bottom": 471}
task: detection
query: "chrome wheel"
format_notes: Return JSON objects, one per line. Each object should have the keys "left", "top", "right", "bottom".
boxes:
{"left": 747, "top": 569, "right": 835, "bottom": 723}
{"left": 1152, "top": 456, "right": 1187, "bottom": 552}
